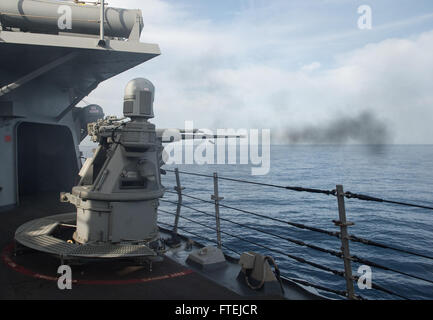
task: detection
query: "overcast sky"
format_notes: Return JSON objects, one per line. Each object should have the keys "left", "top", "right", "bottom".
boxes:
{"left": 80, "top": 0, "right": 433, "bottom": 144}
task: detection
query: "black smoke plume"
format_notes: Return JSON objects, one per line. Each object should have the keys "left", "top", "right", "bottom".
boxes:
{"left": 285, "top": 111, "right": 391, "bottom": 145}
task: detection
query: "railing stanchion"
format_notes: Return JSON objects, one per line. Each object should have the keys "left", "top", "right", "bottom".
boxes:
{"left": 335, "top": 185, "right": 356, "bottom": 300}
{"left": 159, "top": 169, "right": 426, "bottom": 299}
{"left": 173, "top": 168, "right": 184, "bottom": 236}
{"left": 212, "top": 172, "right": 224, "bottom": 249}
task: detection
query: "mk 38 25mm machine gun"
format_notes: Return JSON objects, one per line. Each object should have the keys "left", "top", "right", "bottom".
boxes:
{"left": 14, "top": 77, "right": 240, "bottom": 263}
{"left": 63, "top": 78, "right": 165, "bottom": 246}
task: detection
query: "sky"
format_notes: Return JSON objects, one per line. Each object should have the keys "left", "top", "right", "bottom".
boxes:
{"left": 79, "top": 0, "right": 433, "bottom": 144}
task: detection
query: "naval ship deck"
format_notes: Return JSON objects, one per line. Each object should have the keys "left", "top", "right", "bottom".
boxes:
{"left": 0, "top": 193, "right": 317, "bottom": 300}
{"left": 0, "top": 194, "right": 241, "bottom": 299}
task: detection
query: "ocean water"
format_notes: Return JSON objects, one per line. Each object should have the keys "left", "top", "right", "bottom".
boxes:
{"left": 81, "top": 144, "right": 433, "bottom": 300}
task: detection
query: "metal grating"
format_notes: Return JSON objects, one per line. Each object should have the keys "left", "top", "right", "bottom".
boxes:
{"left": 68, "top": 243, "right": 156, "bottom": 258}
{"left": 17, "top": 234, "right": 80, "bottom": 255}
{"left": 15, "top": 213, "right": 156, "bottom": 259}
{"left": 15, "top": 219, "right": 59, "bottom": 237}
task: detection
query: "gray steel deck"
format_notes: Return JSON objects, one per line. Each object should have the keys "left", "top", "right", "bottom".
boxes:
{"left": 0, "top": 193, "right": 320, "bottom": 300}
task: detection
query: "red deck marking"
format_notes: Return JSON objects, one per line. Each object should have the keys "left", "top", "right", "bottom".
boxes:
{"left": 4, "top": 135, "right": 12, "bottom": 143}
{"left": 1, "top": 243, "right": 194, "bottom": 285}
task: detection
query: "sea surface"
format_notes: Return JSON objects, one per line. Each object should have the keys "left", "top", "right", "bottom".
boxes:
{"left": 80, "top": 144, "right": 433, "bottom": 300}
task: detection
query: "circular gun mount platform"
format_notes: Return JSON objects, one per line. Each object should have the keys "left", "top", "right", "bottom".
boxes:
{"left": 15, "top": 213, "right": 157, "bottom": 260}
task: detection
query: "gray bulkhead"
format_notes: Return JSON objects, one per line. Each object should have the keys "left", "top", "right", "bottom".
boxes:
{"left": 0, "top": 0, "right": 161, "bottom": 209}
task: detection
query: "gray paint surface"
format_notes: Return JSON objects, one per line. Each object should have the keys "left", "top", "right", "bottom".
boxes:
{"left": 0, "top": 1, "right": 161, "bottom": 208}
{"left": 0, "top": 0, "right": 143, "bottom": 39}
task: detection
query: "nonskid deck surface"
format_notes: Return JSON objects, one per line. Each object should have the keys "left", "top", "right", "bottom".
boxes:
{"left": 0, "top": 194, "right": 314, "bottom": 300}
{"left": 1, "top": 247, "right": 243, "bottom": 300}
{"left": 0, "top": 194, "right": 245, "bottom": 300}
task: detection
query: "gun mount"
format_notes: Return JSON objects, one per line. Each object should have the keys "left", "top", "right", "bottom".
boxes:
{"left": 63, "top": 78, "right": 165, "bottom": 245}
{"left": 14, "top": 79, "right": 165, "bottom": 261}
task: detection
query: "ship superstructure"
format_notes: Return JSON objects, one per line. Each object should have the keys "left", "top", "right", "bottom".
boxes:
{"left": 0, "top": 0, "right": 160, "bottom": 209}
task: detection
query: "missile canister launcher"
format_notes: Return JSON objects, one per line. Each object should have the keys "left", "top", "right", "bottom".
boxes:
{"left": 62, "top": 78, "right": 165, "bottom": 245}
{"left": 0, "top": 0, "right": 161, "bottom": 210}
{"left": 0, "top": 0, "right": 143, "bottom": 40}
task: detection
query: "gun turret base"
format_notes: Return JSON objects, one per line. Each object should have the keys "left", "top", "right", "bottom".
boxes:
{"left": 14, "top": 213, "right": 158, "bottom": 260}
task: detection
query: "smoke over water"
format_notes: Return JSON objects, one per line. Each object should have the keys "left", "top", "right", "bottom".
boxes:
{"left": 284, "top": 111, "right": 391, "bottom": 145}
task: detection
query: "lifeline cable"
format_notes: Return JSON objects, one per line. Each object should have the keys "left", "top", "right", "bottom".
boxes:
{"left": 160, "top": 206, "right": 407, "bottom": 299}
{"left": 163, "top": 200, "right": 433, "bottom": 287}
{"left": 344, "top": 191, "right": 433, "bottom": 211}
{"left": 164, "top": 169, "right": 336, "bottom": 196}
{"left": 159, "top": 202, "right": 346, "bottom": 278}
{"left": 158, "top": 216, "right": 240, "bottom": 256}
{"left": 161, "top": 199, "right": 344, "bottom": 260}
{"left": 164, "top": 190, "right": 433, "bottom": 261}
{"left": 165, "top": 169, "right": 433, "bottom": 210}
{"left": 164, "top": 190, "right": 341, "bottom": 237}
{"left": 159, "top": 219, "right": 351, "bottom": 299}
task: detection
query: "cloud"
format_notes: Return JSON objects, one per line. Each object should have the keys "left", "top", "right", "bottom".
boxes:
{"left": 82, "top": 1, "right": 433, "bottom": 145}
{"left": 301, "top": 62, "right": 321, "bottom": 73}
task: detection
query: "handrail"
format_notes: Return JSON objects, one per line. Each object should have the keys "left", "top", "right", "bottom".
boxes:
{"left": 160, "top": 198, "right": 418, "bottom": 297}
{"left": 159, "top": 202, "right": 347, "bottom": 277}
{"left": 164, "top": 169, "right": 433, "bottom": 211}
{"left": 164, "top": 169, "right": 336, "bottom": 196}
{"left": 158, "top": 204, "right": 407, "bottom": 300}
{"left": 160, "top": 217, "right": 350, "bottom": 299}
{"left": 159, "top": 168, "right": 432, "bottom": 300}
{"left": 158, "top": 220, "right": 240, "bottom": 256}
{"left": 164, "top": 196, "right": 433, "bottom": 286}
{"left": 344, "top": 191, "right": 433, "bottom": 211}
{"left": 161, "top": 199, "right": 345, "bottom": 260}
{"left": 165, "top": 190, "right": 433, "bottom": 261}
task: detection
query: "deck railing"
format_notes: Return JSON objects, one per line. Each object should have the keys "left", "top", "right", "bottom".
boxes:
{"left": 158, "top": 168, "right": 433, "bottom": 300}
